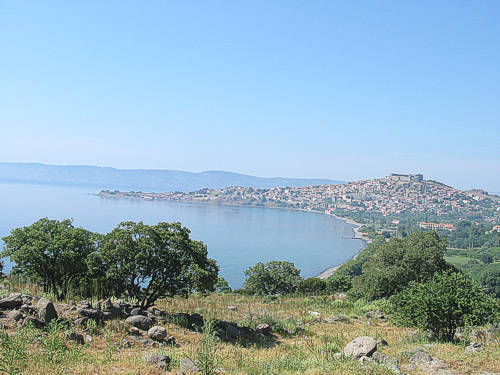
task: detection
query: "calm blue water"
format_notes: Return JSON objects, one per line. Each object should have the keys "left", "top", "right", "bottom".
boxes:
{"left": 0, "top": 182, "right": 363, "bottom": 288}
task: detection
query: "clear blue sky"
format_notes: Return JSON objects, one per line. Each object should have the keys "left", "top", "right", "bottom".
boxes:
{"left": 1, "top": 1, "right": 499, "bottom": 191}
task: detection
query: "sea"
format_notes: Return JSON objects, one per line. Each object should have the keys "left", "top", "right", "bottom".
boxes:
{"left": 0, "top": 181, "right": 364, "bottom": 288}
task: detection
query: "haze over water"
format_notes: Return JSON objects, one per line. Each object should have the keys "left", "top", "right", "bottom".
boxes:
{"left": 0, "top": 182, "right": 363, "bottom": 288}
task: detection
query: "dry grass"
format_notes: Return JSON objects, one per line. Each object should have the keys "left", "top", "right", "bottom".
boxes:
{"left": 1, "top": 293, "right": 498, "bottom": 375}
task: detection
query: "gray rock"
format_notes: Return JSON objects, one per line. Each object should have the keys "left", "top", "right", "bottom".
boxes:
{"left": 148, "top": 326, "right": 167, "bottom": 341}
{"left": 85, "top": 334, "right": 93, "bottom": 343}
{"left": 130, "top": 307, "right": 146, "bottom": 316}
{"left": 189, "top": 313, "right": 204, "bottom": 328}
{"left": 77, "top": 300, "right": 92, "bottom": 308}
{"left": 225, "top": 324, "right": 240, "bottom": 339}
{"left": 180, "top": 358, "right": 199, "bottom": 373}
{"left": 37, "top": 298, "right": 58, "bottom": 324}
{"left": 78, "top": 308, "right": 102, "bottom": 322}
{"left": 73, "top": 317, "right": 89, "bottom": 326}
{"left": 66, "top": 331, "right": 85, "bottom": 345}
{"left": 343, "top": 336, "right": 377, "bottom": 358}
{"left": 308, "top": 311, "right": 321, "bottom": 317}
{"left": 227, "top": 305, "right": 238, "bottom": 311}
{"left": 8, "top": 309, "right": 24, "bottom": 322}
{"left": 0, "top": 293, "right": 23, "bottom": 309}
{"left": 101, "top": 299, "right": 113, "bottom": 311}
{"left": 323, "top": 315, "right": 349, "bottom": 324}
{"left": 126, "top": 335, "right": 157, "bottom": 347}
{"left": 145, "top": 354, "right": 171, "bottom": 370}
{"left": 125, "top": 315, "right": 153, "bottom": 330}
{"left": 408, "top": 351, "right": 453, "bottom": 374}
{"left": 465, "top": 342, "right": 484, "bottom": 353}
{"left": 256, "top": 323, "right": 272, "bottom": 335}
{"left": 22, "top": 316, "right": 45, "bottom": 329}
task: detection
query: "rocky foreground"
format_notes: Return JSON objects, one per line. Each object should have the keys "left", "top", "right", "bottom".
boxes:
{"left": 0, "top": 291, "right": 498, "bottom": 374}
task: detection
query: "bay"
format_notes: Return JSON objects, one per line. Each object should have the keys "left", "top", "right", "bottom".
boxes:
{"left": 0, "top": 181, "right": 364, "bottom": 288}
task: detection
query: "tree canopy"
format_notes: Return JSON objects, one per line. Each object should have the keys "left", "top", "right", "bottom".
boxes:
{"left": 351, "top": 231, "right": 452, "bottom": 300}
{"left": 1, "top": 218, "right": 98, "bottom": 300}
{"left": 91, "top": 221, "right": 219, "bottom": 308}
{"left": 243, "top": 261, "right": 302, "bottom": 295}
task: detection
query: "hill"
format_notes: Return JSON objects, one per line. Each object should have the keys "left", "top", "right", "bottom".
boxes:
{"left": 0, "top": 162, "right": 344, "bottom": 191}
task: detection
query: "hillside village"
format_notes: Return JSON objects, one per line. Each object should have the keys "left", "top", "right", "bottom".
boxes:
{"left": 100, "top": 174, "right": 500, "bottom": 224}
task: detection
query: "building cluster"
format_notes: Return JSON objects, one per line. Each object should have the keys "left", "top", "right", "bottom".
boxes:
{"left": 99, "top": 174, "right": 500, "bottom": 223}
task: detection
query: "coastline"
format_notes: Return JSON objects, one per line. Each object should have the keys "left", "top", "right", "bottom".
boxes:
{"left": 98, "top": 193, "right": 370, "bottom": 280}
{"left": 315, "top": 212, "right": 369, "bottom": 279}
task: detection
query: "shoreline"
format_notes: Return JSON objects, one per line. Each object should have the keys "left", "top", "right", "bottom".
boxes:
{"left": 98, "top": 193, "right": 370, "bottom": 280}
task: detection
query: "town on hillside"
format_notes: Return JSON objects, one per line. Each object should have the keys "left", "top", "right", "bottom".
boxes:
{"left": 100, "top": 173, "right": 500, "bottom": 228}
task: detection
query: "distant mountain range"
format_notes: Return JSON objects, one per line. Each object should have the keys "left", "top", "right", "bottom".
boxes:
{"left": 0, "top": 163, "right": 344, "bottom": 191}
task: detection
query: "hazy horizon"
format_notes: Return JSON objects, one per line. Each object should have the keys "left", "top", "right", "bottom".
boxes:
{"left": 1, "top": 2, "right": 499, "bottom": 191}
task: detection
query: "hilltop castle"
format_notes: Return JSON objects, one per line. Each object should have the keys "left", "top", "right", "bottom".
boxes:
{"left": 386, "top": 173, "right": 424, "bottom": 182}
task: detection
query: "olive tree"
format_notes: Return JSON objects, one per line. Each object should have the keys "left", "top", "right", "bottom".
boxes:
{"left": 1, "top": 218, "right": 97, "bottom": 300}
{"left": 389, "top": 270, "right": 499, "bottom": 341}
{"left": 91, "top": 221, "right": 219, "bottom": 309}
{"left": 243, "top": 261, "right": 302, "bottom": 295}
{"left": 351, "top": 231, "right": 452, "bottom": 300}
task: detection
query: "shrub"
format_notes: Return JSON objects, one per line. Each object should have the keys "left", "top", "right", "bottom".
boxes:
{"left": 215, "top": 277, "right": 232, "bottom": 293}
{"left": 351, "top": 231, "right": 452, "bottom": 300}
{"left": 389, "top": 270, "right": 500, "bottom": 341}
{"left": 325, "top": 273, "right": 352, "bottom": 293}
{"left": 298, "top": 278, "right": 326, "bottom": 295}
{"left": 243, "top": 261, "right": 302, "bottom": 295}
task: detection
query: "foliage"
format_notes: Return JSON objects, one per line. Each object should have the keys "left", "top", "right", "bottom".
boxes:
{"left": 90, "top": 221, "right": 219, "bottom": 308}
{"left": 479, "top": 269, "right": 500, "bottom": 298}
{"left": 1, "top": 218, "right": 98, "bottom": 300}
{"left": 389, "top": 270, "right": 500, "bottom": 341}
{"left": 298, "top": 278, "right": 326, "bottom": 295}
{"left": 192, "top": 318, "right": 224, "bottom": 375}
{"left": 243, "top": 261, "right": 302, "bottom": 295}
{"left": 0, "top": 324, "right": 36, "bottom": 375}
{"left": 215, "top": 277, "right": 232, "bottom": 293}
{"left": 351, "top": 231, "right": 452, "bottom": 300}
{"left": 325, "top": 273, "right": 352, "bottom": 293}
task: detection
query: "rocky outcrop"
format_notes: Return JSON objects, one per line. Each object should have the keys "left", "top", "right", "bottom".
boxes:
{"left": 0, "top": 293, "right": 23, "bottom": 309}
{"left": 37, "top": 298, "right": 58, "bottom": 324}
{"left": 343, "top": 336, "right": 377, "bottom": 358}
{"left": 125, "top": 315, "right": 153, "bottom": 331}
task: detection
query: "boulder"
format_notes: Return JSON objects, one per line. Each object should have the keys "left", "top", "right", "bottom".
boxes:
{"left": 189, "top": 313, "right": 204, "bottom": 329}
{"left": 37, "top": 298, "right": 58, "bottom": 324}
{"left": 408, "top": 351, "right": 453, "bottom": 374}
{"left": 130, "top": 307, "right": 146, "bottom": 316}
{"left": 255, "top": 323, "right": 272, "bottom": 335}
{"left": 148, "top": 326, "right": 167, "bottom": 341}
{"left": 73, "top": 317, "right": 89, "bottom": 326}
{"left": 101, "top": 299, "right": 113, "bottom": 311}
{"left": 227, "top": 305, "right": 238, "bottom": 311}
{"left": 180, "top": 358, "right": 199, "bottom": 373}
{"left": 323, "top": 315, "right": 349, "bottom": 324}
{"left": 66, "top": 331, "right": 85, "bottom": 345}
{"left": 77, "top": 300, "right": 92, "bottom": 308}
{"left": 343, "top": 336, "right": 377, "bottom": 358}
{"left": 145, "top": 354, "right": 171, "bottom": 370}
{"left": 78, "top": 308, "right": 103, "bottom": 322}
{"left": 125, "top": 315, "right": 153, "bottom": 331}
{"left": 465, "top": 342, "right": 484, "bottom": 353}
{"left": 225, "top": 324, "right": 240, "bottom": 339}
{"left": 0, "top": 293, "right": 23, "bottom": 309}
{"left": 22, "top": 316, "right": 45, "bottom": 329}
{"left": 8, "top": 309, "right": 24, "bottom": 322}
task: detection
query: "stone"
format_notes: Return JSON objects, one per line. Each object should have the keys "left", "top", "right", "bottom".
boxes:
{"left": 189, "top": 313, "right": 204, "bottom": 328}
{"left": 225, "top": 324, "right": 240, "bottom": 339}
{"left": 85, "top": 334, "right": 93, "bottom": 343}
{"left": 125, "top": 315, "right": 153, "bottom": 330}
{"left": 145, "top": 354, "right": 171, "bottom": 370}
{"left": 130, "top": 307, "right": 145, "bottom": 316}
{"left": 37, "top": 298, "right": 58, "bottom": 324}
{"left": 128, "top": 326, "right": 144, "bottom": 335}
{"left": 465, "top": 342, "right": 484, "bottom": 353}
{"left": 308, "top": 311, "right": 321, "bottom": 317}
{"left": 73, "top": 317, "right": 89, "bottom": 326}
{"left": 227, "top": 306, "right": 238, "bottom": 311}
{"left": 66, "top": 331, "right": 85, "bottom": 345}
{"left": 255, "top": 323, "right": 272, "bottom": 335}
{"left": 323, "top": 315, "right": 349, "bottom": 324}
{"left": 408, "top": 351, "right": 453, "bottom": 374}
{"left": 377, "top": 338, "right": 389, "bottom": 347}
{"left": 102, "top": 309, "right": 121, "bottom": 321}
{"left": 22, "top": 316, "right": 45, "bottom": 329}
{"left": 0, "top": 293, "right": 23, "bottom": 309}
{"left": 101, "top": 299, "right": 113, "bottom": 311}
{"left": 166, "top": 335, "right": 176, "bottom": 345}
{"left": 343, "top": 336, "right": 377, "bottom": 358}
{"left": 180, "top": 358, "right": 199, "bottom": 373}
{"left": 78, "top": 308, "right": 102, "bottom": 322}
{"left": 148, "top": 326, "right": 167, "bottom": 341}
{"left": 77, "top": 300, "right": 92, "bottom": 308}
{"left": 126, "top": 335, "right": 157, "bottom": 347}
{"left": 8, "top": 309, "right": 24, "bottom": 322}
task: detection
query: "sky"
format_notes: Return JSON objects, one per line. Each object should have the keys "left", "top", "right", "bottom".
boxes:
{"left": 1, "top": 1, "right": 499, "bottom": 192}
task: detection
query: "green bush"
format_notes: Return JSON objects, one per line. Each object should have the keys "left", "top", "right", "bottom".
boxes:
{"left": 389, "top": 270, "right": 499, "bottom": 341}
{"left": 298, "top": 278, "right": 326, "bottom": 295}
{"left": 243, "top": 261, "right": 303, "bottom": 295}
{"left": 325, "top": 273, "right": 352, "bottom": 293}
{"left": 351, "top": 231, "right": 452, "bottom": 300}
